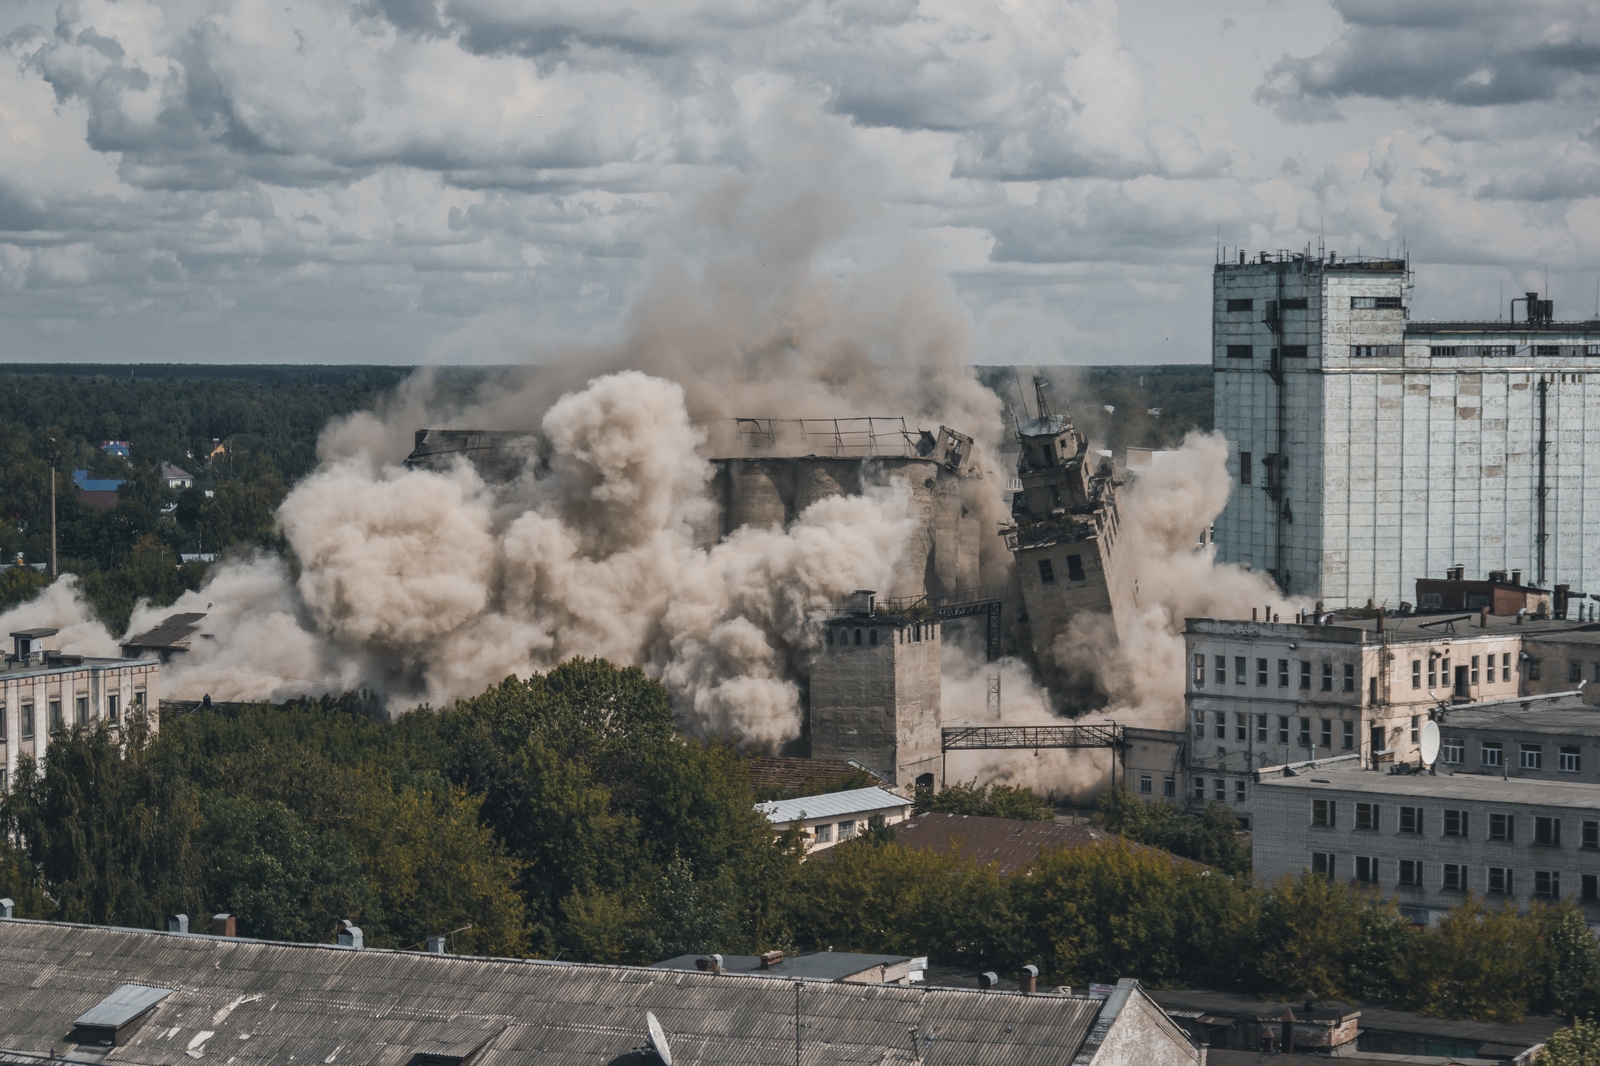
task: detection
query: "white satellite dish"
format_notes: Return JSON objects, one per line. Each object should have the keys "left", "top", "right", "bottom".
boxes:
{"left": 646, "top": 1011, "right": 673, "bottom": 1066}
{"left": 1419, "top": 720, "right": 1441, "bottom": 766}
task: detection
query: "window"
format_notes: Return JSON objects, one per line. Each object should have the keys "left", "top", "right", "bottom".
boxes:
{"left": 1227, "top": 344, "right": 1253, "bottom": 359}
{"left": 1214, "top": 711, "right": 1226, "bottom": 740}
{"left": 1256, "top": 714, "right": 1268, "bottom": 743}
{"left": 48, "top": 699, "right": 61, "bottom": 731}
{"left": 1312, "top": 799, "right": 1336, "bottom": 827}
{"left": 1441, "top": 657, "right": 1450, "bottom": 683}
{"left": 1355, "top": 856, "right": 1379, "bottom": 884}
{"left": 1410, "top": 716, "right": 1420, "bottom": 744}
{"left": 1471, "top": 656, "right": 1480, "bottom": 684}
{"left": 1163, "top": 775, "right": 1175, "bottom": 797}
{"left": 1278, "top": 715, "right": 1290, "bottom": 744}
{"left": 1193, "top": 777, "right": 1206, "bottom": 800}
{"left": 1321, "top": 662, "right": 1333, "bottom": 692}
{"left": 1563, "top": 747, "right": 1584, "bottom": 774}
{"left": 1411, "top": 660, "right": 1421, "bottom": 689}
{"left": 1442, "top": 738, "right": 1464, "bottom": 764}
{"left": 1278, "top": 659, "right": 1289, "bottom": 688}
{"left": 1481, "top": 741, "right": 1503, "bottom": 768}
{"left": 107, "top": 694, "right": 119, "bottom": 724}
{"left": 1536, "top": 817, "right": 1561, "bottom": 847}
{"left": 1213, "top": 778, "right": 1226, "bottom": 801}
{"left": 1342, "top": 720, "right": 1354, "bottom": 750}
{"left": 838, "top": 820, "right": 857, "bottom": 840}
{"left": 1443, "top": 864, "right": 1465, "bottom": 892}
{"left": 1234, "top": 780, "right": 1246, "bottom": 803}
{"left": 1235, "top": 713, "right": 1248, "bottom": 742}
{"left": 1350, "top": 295, "right": 1404, "bottom": 310}
{"left": 1400, "top": 806, "right": 1422, "bottom": 835}
{"left": 1240, "top": 450, "right": 1252, "bottom": 485}
{"left": 1320, "top": 718, "right": 1333, "bottom": 748}
{"left": 814, "top": 823, "right": 833, "bottom": 843}
{"left": 1192, "top": 708, "right": 1205, "bottom": 737}
{"left": 1299, "top": 717, "right": 1312, "bottom": 746}
{"left": 133, "top": 690, "right": 145, "bottom": 712}
{"left": 0, "top": 708, "right": 4, "bottom": 742}
{"left": 1311, "top": 853, "right": 1334, "bottom": 879}
{"left": 1521, "top": 744, "right": 1543, "bottom": 770}
{"left": 75, "top": 696, "right": 88, "bottom": 725}
{"left": 1343, "top": 663, "right": 1355, "bottom": 693}
{"left": 1488, "top": 867, "right": 1512, "bottom": 895}
{"left": 1037, "top": 559, "right": 1055, "bottom": 584}
{"left": 1193, "top": 654, "right": 1205, "bottom": 686}
{"left": 1529, "top": 659, "right": 1542, "bottom": 681}
{"left": 1490, "top": 813, "right": 1514, "bottom": 842}
{"left": 1235, "top": 656, "right": 1247, "bottom": 685}
{"left": 1585, "top": 821, "right": 1600, "bottom": 850}
{"left": 1066, "top": 555, "right": 1086, "bottom": 582}
{"left": 854, "top": 629, "right": 863, "bottom": 645}
{"left": 1398, "top": 859, "right": 1422, "bottom": 887}
{"left": 1571, "top": 661, "right": 1584, "bottom": 683}
{"left": 1215, "top": 656, "right": 1227, "bottom": 684}
{"left": 1587, "top": 875, "right": 1599, "bottom": 903}
{"left": 1428, "top": 657, "right": 1437, "bottom": 688}
{"left": 1538, "top": 345, "right": 1561, "bottom": 358}
{"left": 1281, "top": 344, "right": 1308, "bottom": 358}
{"left": 1256, "top": 658, "right": 1268, "bottom": 686}
{"left": 1226, "top": 298, "right": 1254, "bottom": 311}
{"left": 1300, "top": 660, "right": 1311, "bottom": 690}
{"left": 1139, "top": 774, "right": 1152, "bottom": 795}
{"left": 1280, "top": 298, "right": 1309, "bottom": 311}
{"left": 868, "top": 629, "right": 878, "bottom": 646}
{"left": 1432, "top": 346, "right": 1461, "bottom": 358}
{"left": 1351, "top": 344, "right": 1403, "bottom": 358}
{"left": 1356, "top": 802, "right": 1379, "bottom": 831}
{"left": 1444, "top": 809, "right": 1468, "bottom": 837}
{"left": 1502, "top": 652, "right": 1511, "bottom": 678}
{"left": 20, "top": 702, "right": 33, "bottom": 740}
{"left": 1486, "top": 655, "right": 1497, "bottom": 682}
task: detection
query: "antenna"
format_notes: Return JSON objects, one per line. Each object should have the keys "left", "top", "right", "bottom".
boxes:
{"left": 1418, "top": 720, "right": 1440, "bottom": 767}
{"left": 1012, "top": 369, "right": 1031, "bottom": 421}
{"left": 646, "top": 1012, "right": 673, "bottom": 1066}
{"left": 1032, "top": 375, "right": 1056, "bottom": 423}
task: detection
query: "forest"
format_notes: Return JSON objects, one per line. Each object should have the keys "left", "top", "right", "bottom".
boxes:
{"left": 1, "top": 659, "right": 1595, "bottom": 1029}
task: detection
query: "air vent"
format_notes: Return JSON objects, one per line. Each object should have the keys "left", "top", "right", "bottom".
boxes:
{"left": 73, "top": 984, "right": 173, "bottom": 1047}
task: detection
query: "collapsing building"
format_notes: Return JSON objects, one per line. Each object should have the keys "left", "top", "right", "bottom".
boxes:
{"left": 1003, "top": 379, "right": 1136, "bottom": 701}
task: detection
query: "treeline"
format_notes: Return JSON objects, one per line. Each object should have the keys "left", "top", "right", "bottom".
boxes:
{"left": 2, "top": 661, "right": 1597, "bottom": 1025}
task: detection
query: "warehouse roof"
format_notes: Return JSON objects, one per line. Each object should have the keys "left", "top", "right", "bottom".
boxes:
{"left": 757, "top": 786, "right": 912, "bottom": 825}
{"left": 0, "top": 919, "right": 1136, "bottom": 1066}
{"left": 651, "top": 950, "right": 914, "bottom": 981}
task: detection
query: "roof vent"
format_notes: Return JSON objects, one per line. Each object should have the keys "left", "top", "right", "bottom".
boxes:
{"left": 407, "top": 1022, "right": 505, "bottom": 1066}
{"left": 978, "top": 972, "right": 1000, "bottom": 990}
{"left": 335, "top": 920, "right": 363, "bottom": 948}
{"left": 758, "top": 950, "right": 785, "bottom": 970}
{"left": 73, "top": 984, "right": 173, "bottom": 1047}
{"left": 211, "top": 913, "right": 236, "bottom": 937}
{"left": 167, "top": 914, "right": 189, "bottom": 934}
{"left": 426, "top": 935, "right": 448, "bottom": 954}
{"left": 695, "top": 954, "right": 723, "bottom": 974}
{"left": 0, "top": 898, "right": 13, "bottom": 919}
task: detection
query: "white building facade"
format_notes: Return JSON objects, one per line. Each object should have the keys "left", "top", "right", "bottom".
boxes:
{"left": 1213, "top": 252, "right": 1600, "bottom": 607}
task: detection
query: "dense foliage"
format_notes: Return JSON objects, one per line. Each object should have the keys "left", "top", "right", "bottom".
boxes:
{"left": 1, "top": 663, "right": 1596, "bottom": 1026}
{"left": 916, "top": 778, "right": 1056, "bottom": 820}
{"left": 1095, "top": 787, "right": 1253, "bottom": 875}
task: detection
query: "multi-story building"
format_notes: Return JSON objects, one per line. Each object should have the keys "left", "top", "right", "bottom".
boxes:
{"left": 1254, "top": 760, "right": 1600, "bottom": 926}
{"left": 1183, "top": 612, "right": 1589, "bottom": 824}
{"left": 3, "top": 629, "right": 160, "bottom": 787}
{"left": 1436, "top": 695, "right": 1600, "bottom": 782}
{"left": 1213, "top": 251, "right": 1600, "bottom": 607}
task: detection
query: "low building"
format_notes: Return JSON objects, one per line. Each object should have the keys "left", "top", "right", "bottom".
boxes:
{"left": 0, "top": 918, "right": 1205, "bottom": 1066}
{"left": 71, "top": 469, "right": 124, "bottom": 510}
{"left": 756, "top": 786, "right": 913, "bottom": 853}
{"left": 4, "top": 629, "right": 159, "bottom": 786}
{"left": 651, "top": 949, "right": 923, "bottom": 984}
{"left": 159, "top": 462, "right": 194, "bottom": 490}
{"left": 891, "top": 812, "right": 1204, "bottom": 875}
{"left": 1437, "top": 695, "right": 1600, "bottom": 781}
{"left": 1414, "top": 566, "right": 1554, "bottom": 617}
{"left": 1253, "top": 760, "right": 1600, "bottom": 926}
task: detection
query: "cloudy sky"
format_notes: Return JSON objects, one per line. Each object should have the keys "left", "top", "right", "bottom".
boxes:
{"left": 2, "top": 0, "right": 1598, "bottom": 365}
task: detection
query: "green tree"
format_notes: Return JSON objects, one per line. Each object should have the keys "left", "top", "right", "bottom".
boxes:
{"left": 1542, "top": 1019, "right": 1600, "bottom": 1066}
{"left": 1540, "top": 903, "right": 1600, "bottom": 1019}
{"left": 1094, "top": 788, "right": 1251, "bottom": 875}
{"left": 917, "top": 779, "right": 1054, "bottom": 821}
{"left": 1405, "top": 894, "right": 1542, "bottom": 1022}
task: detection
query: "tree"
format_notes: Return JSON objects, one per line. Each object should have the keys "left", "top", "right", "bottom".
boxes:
{"left": 1252, "top": 873, "right": 1413, "bottom": 1002}
{"left": 1406, "top": 895, "right": 1543, "bottom": 1022}
{"left": 1094, "top": 789, "right": 1251, "bottom": 875}
{"left": 917, "top": 779, "right": 1054, "bottom": 821}
{"left": 1542, "top": 1019, "right": 1600, "bottom": 1066}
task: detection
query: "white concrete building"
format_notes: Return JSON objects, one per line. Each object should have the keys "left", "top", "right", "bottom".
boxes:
{"left": 1213, "top": 251, "right": 1600, "bottom": 607}
{"left": 3, "top": 629, "right": 160, "bottom": 788}
{"left": 756, "top": 786, "right": 913, "bottom": 854}
{"left": 1254, "top": 760, "right": 1600, "bottom": 926}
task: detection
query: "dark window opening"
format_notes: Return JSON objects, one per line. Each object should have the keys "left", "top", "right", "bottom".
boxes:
{"left": 1037, "top": 559, "right": 1055, "bottom": 584}
{"left": 1226, "top": 298, "right": 1253, "bottom": 311}
{"left": 1226, "top": 345, "right": 1253, "bottom": 359}
{"left": 1280, "top": 298, "right": 1309, "bottom": 310}
{"left": 1281, "top": 344, "right": 1308, "bottom": 358}
{"left": 1239, "top": 451, "right": 1253, "bottom": 485}
{"left": 1065, "top": 554, "right": 1085, "bottom": 582}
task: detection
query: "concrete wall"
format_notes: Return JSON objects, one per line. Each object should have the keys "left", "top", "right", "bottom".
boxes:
{"left": 1, "top": 658, "right": 159, "bottom": 785}
{"left": 810, "top": 620, "right": 942, "bottom": 789}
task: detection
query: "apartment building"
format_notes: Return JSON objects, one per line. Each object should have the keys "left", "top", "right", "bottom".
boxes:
{"left": 3, "top": 629, "right": 160, "bottom": 787}
{"left": 1184, "top": 613, "right": 1586, "bottom": 822}
{"left": 1254, "top": 761, "right": 1600, "bottom": 926}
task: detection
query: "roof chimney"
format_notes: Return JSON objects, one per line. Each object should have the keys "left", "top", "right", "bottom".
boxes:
{"left": 0, "top": 898, "right": 12, "bottom": 919}
{"left": 166, "top": 914, "right": 188, "bottom": 934}
{"left": 1481, "top": 607, "right": 1490, "bottom": 629}
{"left": 758, "top": 950, "right": 785, "bottom": 970}
{"left": 211, "top": 914, "right": 236, "bottom": 937}
{"left": 335, "top": 920, "right": 363, "bottom": 949}
{"left": 426, "top": 935, "right": 447, "bottom": 954}
{"left": 1018, "top": 965, "right": 1039, "bottom": 994}
{"left": 1512, "top": 569, "right": 1522, "bottom": 586}
{"left": 978, "top": 972, "right": 1000, "bottom": 990}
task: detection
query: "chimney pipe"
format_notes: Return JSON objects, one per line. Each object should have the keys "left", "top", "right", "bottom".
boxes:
{"left": 1018, "top": 965, "right": 1039, "bottom": 994}
{"left": 1281, "top": 1009, "right": 1296, "bottom": 1053}
{"left": 759, "top": 950, "right": 785, "bottom": 970}
{"left": 1376, "top": 611, "right": 1384, "bottom": 632}
{"left": 167, "top": 914, "right": 189, "bottom": 934}
{"left": 1480, "top": 607, "right": 1489, "bottom": 629}
{"left": 211, "top": 913, "right": 236, "bottom": 937}
{"left": 335, "top": 920, "right": 363, "bottom": 949}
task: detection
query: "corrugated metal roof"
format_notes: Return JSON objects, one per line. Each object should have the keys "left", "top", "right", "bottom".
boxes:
{"left": 651, "top": 952, "right": 912, "bottom": 980}
{"left": 757, "top": 787, "right": 911, "bottom": 824}
{"left": 0, "top": 921, "right": 1105, "bottom": 1066}
{"left": 74, "top": 984, "right": 173, "bottom": 1027}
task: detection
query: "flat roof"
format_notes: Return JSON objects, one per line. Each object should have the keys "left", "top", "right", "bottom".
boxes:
{"left": 650, "top": 951, "right": 913, "bottom": 981}
{"left": 122, "top": 612, "right": 207, "bottom": 649}
{"left": 1441, "top": 699, "right": 1600, "bottom": 737}
{"left": 0, "top": 656, "right": 156, "bottom": 679}
{"left": 1407, "top": 320, "right": 1600, "bottom": 336}
{"left": 1255, "top": 760, "right": 1600, "bottom": 808}
{"left": 756, "top": 786, "right": 912, "bottom": 824}
{"left": 1186, "top": 614, "right": 1597, "bottom": 645}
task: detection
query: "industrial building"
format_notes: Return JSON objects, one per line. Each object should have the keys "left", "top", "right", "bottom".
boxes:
{"left": 1253, "top": 760, "right": 1600, "bottom": 927}
{"left": 755, "top": 785, "right": 914, "bottom": 853}
{"left": 3, "top": 629, "right": 159, "bottom": 787}
{"left": 1182, "top": 608, "right": 1594, "bottom": 823}
{"left": 1213, "top": 251, "right": 1600, "bottom": 608}
{"left": 0, "top": 917, "right": 1206, "bottom": 1066}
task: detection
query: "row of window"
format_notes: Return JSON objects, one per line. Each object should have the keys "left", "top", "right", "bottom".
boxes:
{"left": 1438, "top": 739, "right": 1581, "bottom": 773}
{"left": 1036, "top": 555, "right": 1086, "bottom": 584}
{"left": 1410, "top": 652, "right": 1514, "bottom": 689}
{"left": 809, "top": 820, "right": 860, "bottom": 844}
{"left": 1225, "top": 345, "right": 1308, "bottom": 359}
{"left": 1193, "top": 709, "right": 1399, "bottom": 751}
{"left": 1223, "top": 297, "right": 1312, "bottom": 312}
{"left": 1193, "top": 654, "right": 1356, "bottom": 692}
{"left": 1431, "top": 345, "right": 1600, "bottom": 358}
{"left": 1310, "top": 853, "right": 1590, "bottom": 898}
{"left": 1193, "top": 776, "right": 1247, "bottom": 803}
{"left": 826, "top": 624, "right": 936, "bottom": 647}
{"left": 0, "top": 691, "right": 144, "bottom": 742}
{"left": 1311, "top": 800, "right": 1593, "bottom": 847}
{"left": 1136, "top": 774, "right": 1177, "bottom": 798}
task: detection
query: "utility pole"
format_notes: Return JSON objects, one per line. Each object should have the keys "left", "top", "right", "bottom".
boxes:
{"left": 47, "top": 439, "right": 59, "bottom": 578}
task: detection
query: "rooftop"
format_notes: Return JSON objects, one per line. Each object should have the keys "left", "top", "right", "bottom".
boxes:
{"left": 1255, "top": 759, "right": 1600, "bottom": 808}
{"left": 1407, "top": 319, "right": 1600, "bottom": 336}
{"left": 0, "top": 919, "right": 1120, "bottom": 1066}
{"left": 123, "top": 612, "right": 208, "bottom": 651}
{"left": 650, "top": 951, "right": 915, "bottom": 982}
{"left": 756, "top": 786, "right": 912, "bottom": 825}
{"left": 1439, "top": 697, "right": 1600, "bottom": 737}
{"left": 888, "top": 812, "right": 1205, "bottom": 875}
{"left": 1187, "top": 614, "right": 1598, "bottom": 645}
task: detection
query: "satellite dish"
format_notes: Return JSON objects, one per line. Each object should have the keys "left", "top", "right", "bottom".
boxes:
{"left": 1419, "top": 720, "right": 1441, "bottom": 766}
{"left": 646, "top": 1011, "right": 673, "bottom": 1066}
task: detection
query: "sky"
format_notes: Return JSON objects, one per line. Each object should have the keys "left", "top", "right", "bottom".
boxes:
{"left": 1, "top": 0, "right": 1598, "bottom": 366}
